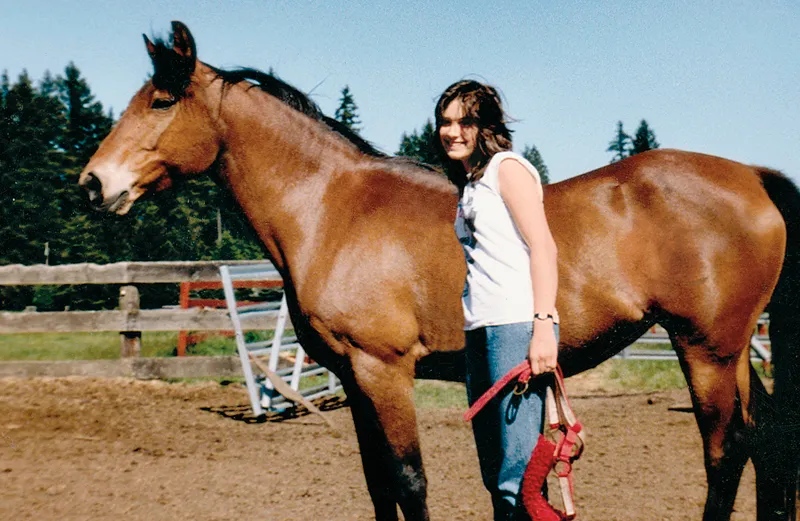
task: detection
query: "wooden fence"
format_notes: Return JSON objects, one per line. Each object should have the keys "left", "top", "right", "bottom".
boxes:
{"left": 0, "top": 261, "right": 280, "bottom": 378}
{"left": 0, "top": 260, "right": 281, "bottom": 334}
{"left": 0, "top": 261, "right": 772, "bottom": 378}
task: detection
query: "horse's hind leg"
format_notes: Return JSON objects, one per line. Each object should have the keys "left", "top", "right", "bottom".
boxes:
{"left": 747, "top": 364, "right": 790, "bottom": 521}
{"left": 675, "top": 335, "right": 753, "bottom": 521}
{"left": 344, "top": 349, "right": 429, "bottom": 521}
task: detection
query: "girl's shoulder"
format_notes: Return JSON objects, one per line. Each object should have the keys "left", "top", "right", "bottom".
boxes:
{"left": 482, "top": 151, "right": 542, "bottom": 191}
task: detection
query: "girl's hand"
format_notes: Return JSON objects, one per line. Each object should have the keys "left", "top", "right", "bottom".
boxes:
{"left": 529, "top": 323, "right": 558, "bottom": 375}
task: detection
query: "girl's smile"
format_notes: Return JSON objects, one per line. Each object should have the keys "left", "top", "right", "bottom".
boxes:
{"left": 439, "top": 100, "right": 478, "bottom": 169}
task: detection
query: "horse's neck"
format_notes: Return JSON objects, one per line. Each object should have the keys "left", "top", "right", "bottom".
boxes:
{"left": 215, "top": 84, "right": 364, "bottom": 277}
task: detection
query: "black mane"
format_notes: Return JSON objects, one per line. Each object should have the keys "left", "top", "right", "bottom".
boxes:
{"left": 148, "top": 37, "right": 441, "bottom": 174}
{"left": 211, "top": 67, "right": 387, "bottom": 158}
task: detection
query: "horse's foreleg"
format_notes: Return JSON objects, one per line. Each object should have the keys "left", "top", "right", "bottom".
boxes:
{"left": 345, "top": 349, "right": 429, "bottom": 521}
{"left": 678, "top": 348, "right": 750, "bottom": 521}
{"left": 347, "top": 389, "right": 403, "bottom": 521}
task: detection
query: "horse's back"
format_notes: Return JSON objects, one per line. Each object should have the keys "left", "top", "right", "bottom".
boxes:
{"left": 547, "top": 149, "right": 786, "bottom": 365}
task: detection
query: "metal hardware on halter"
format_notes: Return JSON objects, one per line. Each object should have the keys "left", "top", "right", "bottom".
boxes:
{"left": 513, "top": 380, "right": 529, "bottom": 396}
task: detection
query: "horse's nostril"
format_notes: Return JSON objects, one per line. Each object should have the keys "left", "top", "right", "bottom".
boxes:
{"left": 82, "top": 172, "right": 102, "bottom": 191}
{"left": 81, "top": 172, "right": 103, "bottom": 205}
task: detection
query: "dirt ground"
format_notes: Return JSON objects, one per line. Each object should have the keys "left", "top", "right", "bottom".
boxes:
{"left": 0, "top": 373, "right": 757, "bottom": 521}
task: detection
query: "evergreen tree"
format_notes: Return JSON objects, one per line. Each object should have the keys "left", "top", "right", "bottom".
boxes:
{"left": 51, "top": 63, "right": 115, "bottom": 270}
{"left": 0, "top": 72, "right": 11, "bottom": 174}
{"left": 397, "top": 120, "right": 441, "bottom": 168}
{"left": 1, "top": 71, "right": 9, "bottom": 100}
{"left": 57, "top": 63, "right": 113, "bottom": 167}
{"left": 0, "top": 71, "right": 65, "bottom": 263}
{"left": 334, "top": 85, "right": 361, "bottom": 132}
{"left": 521, "top": 144, "right": 551, "bottom": 185}
{"left": 0, "top": 67, "right": 120, "bottom": 309}
{"left": 630, "top": 119, "right": 660, "bottom": 156}
{"left": 607, "top": 121, "right": 632, "bottom": 163}
{"left": 0, "top": 71, "right": 64, "bottom": 172}
{"left": 0, "top": 71, "right": 67, "bottom": 308}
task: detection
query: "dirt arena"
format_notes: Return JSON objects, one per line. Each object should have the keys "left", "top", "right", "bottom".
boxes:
{"left": 0, "top": 373, "right": 757, "bottom": 521}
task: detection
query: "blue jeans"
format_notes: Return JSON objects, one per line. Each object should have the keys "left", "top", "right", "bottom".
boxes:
{"left": 466, "top": 322, "right": 558, "bottom": 520}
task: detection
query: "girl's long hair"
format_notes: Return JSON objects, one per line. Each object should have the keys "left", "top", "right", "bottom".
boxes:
{"left": 434, "top": 80, "right": 513, "bottom": 192}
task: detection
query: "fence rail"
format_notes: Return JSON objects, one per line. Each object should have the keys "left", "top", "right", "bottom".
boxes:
{"left": 0, "top": 356, "right": 244, "bottom": 379}
{"left": 0, "top": 307, "right": 279, "bottom": 334}
{"left": 0, "top": 261, "right": 280, "bottom": 358}
{"left": 0, "top": 260, "right": 277, "bottom": 285}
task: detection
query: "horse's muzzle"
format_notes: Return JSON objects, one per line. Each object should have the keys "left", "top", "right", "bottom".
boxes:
{"left": 79, "top": 171, "right": 130, "bottom": 213}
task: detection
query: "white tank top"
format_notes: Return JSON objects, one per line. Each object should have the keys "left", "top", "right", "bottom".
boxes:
{"left": 454, "top": 151, "right": 544, "bottom": 330}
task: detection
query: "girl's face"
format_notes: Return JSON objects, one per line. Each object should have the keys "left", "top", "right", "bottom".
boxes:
{"left": 439, "top": 99, "right": 479, "bottom": 169}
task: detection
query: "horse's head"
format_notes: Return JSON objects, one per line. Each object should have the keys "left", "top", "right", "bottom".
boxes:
{"left": 79, "top": 21, "right": 220, "bottom": 214}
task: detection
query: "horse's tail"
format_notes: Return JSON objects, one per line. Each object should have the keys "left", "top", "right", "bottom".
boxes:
{"left": 759, "top": 166, "right": 800, "bottom": 519}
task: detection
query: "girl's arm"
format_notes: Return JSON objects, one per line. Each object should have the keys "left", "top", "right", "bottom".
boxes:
{"left": 498, "top": 158, "right": 559, "bottom": 375}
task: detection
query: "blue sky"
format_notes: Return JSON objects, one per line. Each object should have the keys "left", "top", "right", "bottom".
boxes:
{"left": 2, "top": 1, "right": 798, "bottom": 183}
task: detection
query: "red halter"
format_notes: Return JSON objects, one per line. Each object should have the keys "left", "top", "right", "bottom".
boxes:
{"left": 464, "top": 362, "right": 585, "bottom": 520}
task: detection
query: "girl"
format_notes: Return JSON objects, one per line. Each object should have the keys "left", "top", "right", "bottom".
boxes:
{"left": 436, "top": 80, "right": 559, "bottom": 521}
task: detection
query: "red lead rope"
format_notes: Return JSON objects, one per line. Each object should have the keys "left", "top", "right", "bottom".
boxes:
{"left": 464, "top": 361, "right": 532, "bottom": 422}
{"left": 464, "top": 362, "right": 585, "bottom": 521}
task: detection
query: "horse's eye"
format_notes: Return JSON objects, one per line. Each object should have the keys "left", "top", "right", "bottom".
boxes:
{"left": 151, "top": 97, "right": 177, "bottom": 110}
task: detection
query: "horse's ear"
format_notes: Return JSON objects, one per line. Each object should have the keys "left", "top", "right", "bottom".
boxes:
{"left": 145, "top": 21, "right": 197, "bottom": 94}
{"left": 170, "top": 21, "right": 196, "bottom": 64}
{"left": 143, "top": 34, "right": 157, "bottom": 61}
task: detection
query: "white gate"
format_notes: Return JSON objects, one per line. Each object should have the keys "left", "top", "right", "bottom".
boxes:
{"left": 219, "top": 263, "right": 341, "bottom": 416}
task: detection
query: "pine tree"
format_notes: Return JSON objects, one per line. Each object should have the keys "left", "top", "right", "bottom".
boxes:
{"left": 0, "top": 71, "right": 67, "bottom": 308}
{"left": 630, "top": 119, "right": 660, "bottom": 156}
{"left": 1, "top": 71, "right": 9, "bottom": 100}
{"left": 397, "top": 120, "right": 441, "bottom": 168}
{"left": 0, "top": 71, "right": 65, "bottom": 262}
{"left": 521, "top": 144, "right": 551, "bottom": 185}
{"left": 0, "top": 71, "right": 64, "bottom": 172}
{"left": 57, "top": 63, "right": 113, "bottom": 167}
{"left": 334, "top": 85, "right": 361, "bottom": 132}
{"left": 52, "top": 63, "right": 115, "bottom": 268}
{"left": 607, "top": 121, "right": 632, "bottom": 163}
{"left": 0, "top": 72, "right": 11, "bottom": 173}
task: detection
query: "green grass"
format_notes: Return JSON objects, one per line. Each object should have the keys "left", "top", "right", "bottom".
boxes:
{"left": 603, "top": 348, "right": 771, "bottom": 391}
{"left": 414, "top": 380, "right": 468, "bottom": 409}
{"left": 188, "top": 330, "right": 285, "bottom": 356}
{"left": 0, "top": 331, "right": 178, "bottom": 361}
{"left": 0, "top": 330, "right": 285, "bottom": 361}
{"left": 605, "top": 359, "right": 688, "bottom": 391}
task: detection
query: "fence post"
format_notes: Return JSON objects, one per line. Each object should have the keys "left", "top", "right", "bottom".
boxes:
{"left": 177, "top": 282, "right": 190, "bottom": 356}
{"left": 119, "top": 285, "right": 141, "bottom": 358}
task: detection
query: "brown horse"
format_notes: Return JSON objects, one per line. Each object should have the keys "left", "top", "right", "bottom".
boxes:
{"left": 79, "top": 22, "right": 799, "bottom": 521}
